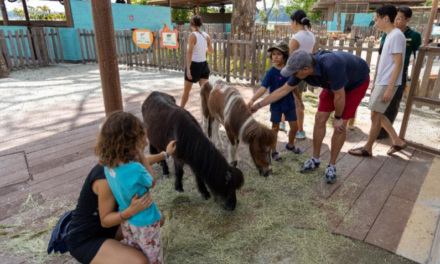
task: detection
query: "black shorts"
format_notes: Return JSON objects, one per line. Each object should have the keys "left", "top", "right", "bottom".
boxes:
{"left": 184, "top": 61, "right": 210, "bottom": 83}
{"left": 66, "top": 225, "right": 119, "bottom": 264}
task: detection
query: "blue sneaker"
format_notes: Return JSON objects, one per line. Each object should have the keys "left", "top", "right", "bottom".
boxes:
{"left": 325, "top": 165, "right": 337, "bottom": 184}
{"left": 300, "top": 158, "right": 320, "bottom": 173}
{"left": 285, "top": 144, "right": 303, "bottom": 155}
{"left": 296, "top": 131, "right": 306, "bottom": 139}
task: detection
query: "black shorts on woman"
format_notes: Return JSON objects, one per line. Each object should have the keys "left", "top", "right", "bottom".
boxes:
{"left": 184, "top": 61, "right": 210, "bottom": 83}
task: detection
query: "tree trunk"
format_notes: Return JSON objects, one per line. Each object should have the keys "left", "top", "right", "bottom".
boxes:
{"left": 231, "top": 0, "right": 257, "bottom": 37}
{"left": 337, "top": 0, "right": 342, "bottom": 31}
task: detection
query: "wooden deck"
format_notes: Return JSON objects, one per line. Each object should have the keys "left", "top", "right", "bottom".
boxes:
{"left": 0, "top": 85, "right": 439, "bottom": 264}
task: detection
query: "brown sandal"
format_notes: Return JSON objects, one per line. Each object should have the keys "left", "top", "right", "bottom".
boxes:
{"left": 348, "top": 147, "right": 372, "bottom": 157}
{"left": 387, "top": 144, "right": 407, "bottom": 155}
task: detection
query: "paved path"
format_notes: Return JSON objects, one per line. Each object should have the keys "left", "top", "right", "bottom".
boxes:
{"left": 0, "top": 68, "right": 439, "bottom": 264}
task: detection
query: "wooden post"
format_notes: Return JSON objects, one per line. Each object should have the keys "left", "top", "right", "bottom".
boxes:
{"left": 91, "top": 0, "right": 123, "bottom": 116}
{"left": 64, "top": 0, "right": 74, "bottom": 28}
{"left": 0, "top": 0, "right": 8, "bottom": 26}
{"left": 21, "top": 0, "right": 30, "bottom": 24}
{"left": 424, "top": 0, "right": 439, "bottom": 45}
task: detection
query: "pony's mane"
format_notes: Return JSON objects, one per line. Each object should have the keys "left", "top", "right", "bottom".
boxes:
{"left": 154, "top": 95, "right": 234, "bottom": 195}
{"left": 242, "top": 121, "right": 276, "bottom": 145}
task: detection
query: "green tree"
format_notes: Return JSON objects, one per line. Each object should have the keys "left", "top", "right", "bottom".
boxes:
{"left": 12, "top": 5, "right": 66, "bottom": 21}
{"left": 261, "top": 0, "right": 280, "bottom": 24}
{"left": 131, "top": 0, "right": 148, "bottom": 4}
{"left": 171, "top": 9, "right": 193, "bottom": 22}
{"left": 285, "top": 0, "right": 321, "bottom": 22}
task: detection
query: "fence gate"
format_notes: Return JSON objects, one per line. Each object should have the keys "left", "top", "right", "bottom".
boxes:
{"left": 399, "top": 46, "right": 440, "bottom": 155}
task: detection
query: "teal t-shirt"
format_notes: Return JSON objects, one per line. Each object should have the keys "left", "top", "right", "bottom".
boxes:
{"left": 105, "top": 162, "right": 161, "bottom": 227}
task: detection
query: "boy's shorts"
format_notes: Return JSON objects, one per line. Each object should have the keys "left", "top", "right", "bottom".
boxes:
{"left": 368, "top": 85, "right": 399, "bottom": 113}
{"left": 270, "top": 107, "right": 297, "bottom": 123}
{"left": 318, "top": 76, "right": 369, "bottom": 120}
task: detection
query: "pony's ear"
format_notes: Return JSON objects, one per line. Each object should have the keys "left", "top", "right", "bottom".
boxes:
{"left": 229, "top": 161, "right": 238, "bottom": 168}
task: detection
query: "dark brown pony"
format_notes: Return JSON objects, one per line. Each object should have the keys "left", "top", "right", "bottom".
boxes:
{"left": 142, "top": 91, "right": 244, "bottom": 211}
{"left": 200, "top": 79, "right": 276, "bottom": 177}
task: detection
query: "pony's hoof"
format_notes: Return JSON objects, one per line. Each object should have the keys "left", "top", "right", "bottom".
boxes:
{"left": 175, "top": 187, "right": 184, "bottom": 192}
{"left": 202, "top": 192, "right": 211, "bottom": 200}
{"left": 163, "top": 174, "right": 169, "bottom": 179}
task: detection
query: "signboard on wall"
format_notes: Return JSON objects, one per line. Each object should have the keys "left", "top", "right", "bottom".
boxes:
{"left": 160, "top": 23, "right": 179, "bottom": 50}
{"left": 132, "top": 29, "right": 154, "bottom": 49}
{"left": 266, "top": 24, "right": 275, "bottom": 31}
{"left": 432, "top": 26, "right": 440, "bottom": 36}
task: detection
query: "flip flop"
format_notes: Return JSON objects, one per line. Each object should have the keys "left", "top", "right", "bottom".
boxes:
{"left": 387, "top": 144, "right": 408, "bottom": 155}
{"left": 271, "top": 152, "right": 284, "bottom": 163}
{"left": 348, "top": 147, "right": 372, "bottom": 157}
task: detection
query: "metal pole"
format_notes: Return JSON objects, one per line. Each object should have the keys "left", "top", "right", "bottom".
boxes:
{"left": 424, "top": 0, "right": 439, "bottom": 45}
{"left": 91, "top": 0, "right": 123, "bottom": 116}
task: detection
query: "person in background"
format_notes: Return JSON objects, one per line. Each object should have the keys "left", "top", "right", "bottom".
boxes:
{"left": 181, "top": 15, "right": 214, "bottom": 108}
{"left": 349, "top": 4, "right": 407, "bottom": 157}
{"left": 376, "top": 6, "right": 422, "bottom": 139}
{"left": 287, "top": 9, "right": 316, "bottom": 139}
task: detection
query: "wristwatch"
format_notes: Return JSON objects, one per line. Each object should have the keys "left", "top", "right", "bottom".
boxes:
{"left": 334, "top": 115, "right": 342, "bottom": 120}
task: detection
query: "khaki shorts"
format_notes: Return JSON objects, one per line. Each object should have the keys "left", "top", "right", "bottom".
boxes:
{"left": 368, "top": 85, "right": 399, "bottom": 113}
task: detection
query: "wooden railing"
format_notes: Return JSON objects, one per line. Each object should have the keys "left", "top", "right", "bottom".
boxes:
{"left": 0, "top": 28, "right": 63, "bottom": 70}
{"left": 400, "top": 46, "right": 440, "bottom": 155}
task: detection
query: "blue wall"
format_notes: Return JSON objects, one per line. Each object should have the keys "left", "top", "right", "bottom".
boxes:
{"left": 326, "top": 13, "right": 374, "bottom": 31}
{"left": 0, "top": 1, "right": 172, "bottom": 61}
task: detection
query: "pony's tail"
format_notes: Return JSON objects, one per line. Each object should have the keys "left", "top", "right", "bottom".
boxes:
{"left": 200, "top": 80, "right": 213, "bottom": 138}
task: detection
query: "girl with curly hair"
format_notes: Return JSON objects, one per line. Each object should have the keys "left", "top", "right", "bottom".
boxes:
{"left": 95, "top": 111, "right": 173, "bottom": 264}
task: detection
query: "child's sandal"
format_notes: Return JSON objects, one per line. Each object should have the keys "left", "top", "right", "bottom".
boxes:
{"left": 271, "top": 152, "right": 284, "bottom": 163}
{"left": 285, "top": 144, "right": 303, "bottom": 155}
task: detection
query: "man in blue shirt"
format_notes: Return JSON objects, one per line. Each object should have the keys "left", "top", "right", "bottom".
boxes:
{"left": 250, "top": 50, "right": 370, "bottom": 183}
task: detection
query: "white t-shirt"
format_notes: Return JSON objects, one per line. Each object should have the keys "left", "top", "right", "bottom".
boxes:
{"left": 375, "top": 28, "right": 406, "bottom": 86}
{"left": 291, "top": 30, "right": 315, "bottom": 53}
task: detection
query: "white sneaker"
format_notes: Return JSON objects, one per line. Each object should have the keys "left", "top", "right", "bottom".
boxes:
{"left": 279, "top": 122, "right": 286, "bottom": 131}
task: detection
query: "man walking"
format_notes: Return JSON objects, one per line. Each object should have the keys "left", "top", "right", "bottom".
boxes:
{"left": 349, "top": 4, "right": 408, "bottom": 157}
{"left": 376, "top": 6, "right": 422, "bottom": 139}
{"left": 250, "top": 49, "right": 370, "bottom": 183}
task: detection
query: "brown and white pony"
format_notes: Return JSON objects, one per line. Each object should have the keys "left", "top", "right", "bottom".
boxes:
{"left": 200, "top": 79, "right": 276, "bottom": 177}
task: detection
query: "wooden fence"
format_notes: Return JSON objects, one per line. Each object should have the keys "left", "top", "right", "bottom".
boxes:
{"left": 78, "top": 28, "right": 389, "bottom": 87}
{"left": 174, "top": 24, "right": 225, "bottom": 37}
{"left": 0, "top": 28, "right": 63, "bottom": 70}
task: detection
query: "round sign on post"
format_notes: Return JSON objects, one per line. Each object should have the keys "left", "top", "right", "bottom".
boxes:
{"left": 132, "top": 29, "right": 154, "bottom": 49}
{"left": 130, "top": 15, "right": 134, "bottom": 21}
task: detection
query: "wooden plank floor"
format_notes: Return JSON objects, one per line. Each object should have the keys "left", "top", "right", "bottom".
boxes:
{"left": 0, "top": 85, "right": 439, "bottom": 263}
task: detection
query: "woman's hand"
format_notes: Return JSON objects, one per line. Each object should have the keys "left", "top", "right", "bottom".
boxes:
{"left": 247, "top": 100, "right": 254, "bottom": 109}
{"left": 166, "top": 140, "right": 177, "bottom": 155}
{"left": 187, "top": 69, "right": 192, "bottom": 80}
{"left": 128, "top": 192, "right": 154, "bottom": 215}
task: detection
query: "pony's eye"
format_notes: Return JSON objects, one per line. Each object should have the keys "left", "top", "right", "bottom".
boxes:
{"left": 258, "top": 150, "right": 264, "bottom": 153}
